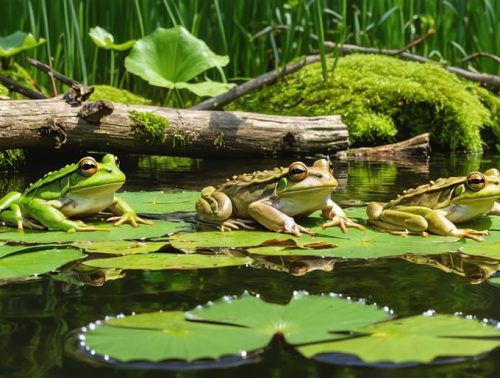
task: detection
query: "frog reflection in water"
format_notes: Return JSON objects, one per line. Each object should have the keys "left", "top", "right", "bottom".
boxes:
{"left": 401, "top": 252, "right": 499, "bottom": 284}
{"left": 367, "top": 168, "right": 500, "bottom": 241}
{"left": 0, "top": 154, "right": 152, "bottom": 232}
{"left": 196, "top": 159, "right": 364, "bottom": 236}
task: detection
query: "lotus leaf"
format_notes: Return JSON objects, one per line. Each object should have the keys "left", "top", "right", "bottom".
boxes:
{"left": 124, "top": 26, "right": 234, "bottom": 97}
{"left": 0, "top": 220, "right": 185, "bottom": 243}
{"left": 71, "top": 240, "right": 168, "bottom": 255}
{"left": 88, "top": 26, "right": 135, "bottom": 51}
{"left": 298, "top": 314, "right": 500, "bottom": 364}
{"left": 0, "top": 31, "right": 45, "bottom": 58}
{"left": 0, "top": 248, "right": 85, "bottom": 281}
{"left": 116, "top": 191, "right": 198, "bottom": 214}
{"left": 82, "top": 253, "right": 252, "bottom": 270}
{"left": 79, "top": 293, "right": 389, "bottom": 363}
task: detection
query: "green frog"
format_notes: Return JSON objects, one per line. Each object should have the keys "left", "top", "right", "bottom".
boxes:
{"left": 195, "top": 159, "right": 364, "bottom": 236}
{"left": 0, "top": 154, "right": 152, "bottom": 232}
{"left": 366, "top": 168, "right": 500, "bottom": 241}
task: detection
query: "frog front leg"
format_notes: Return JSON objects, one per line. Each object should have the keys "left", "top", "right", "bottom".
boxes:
{"left": 0, "top": 192, "right": 23, "bottom": 229}
{"left": 247, "top": 200, "right": 314, "bottom": 237}
{"left": 426, "top": 209, "right": 488, "bottom": 242}
{"left": 195, "top": 186, "right": 254, "bottom": 231}
{"left": 489, "top": 202, "right": 500, "bottom": 216}
{"left": 106, "top": 197, "right": 153, "bottom": 227}
{"left": 322, "top": 199, "right": 365, "bottom": 232}
{"left": 22, "top": 198, "right": 108, "bottom": 232}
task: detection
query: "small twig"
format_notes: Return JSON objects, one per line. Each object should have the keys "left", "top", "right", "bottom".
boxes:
{"left": 27, "top": 58, "right": 79, "bottom": 87}
{"left": 390, "top": 28, "right": 435, "bottom": 55}
{"left": 462, "top": 52, "right": 500, "bottom": 65}
{"left": 48, "top": 57, "right": 58, "bottom": 97}
{"left": 0, "top": 75, "right": 47, "bottom": 99}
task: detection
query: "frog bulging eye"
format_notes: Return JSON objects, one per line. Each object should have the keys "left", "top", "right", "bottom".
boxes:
{"left": 78, "top": 157, "right": 98, "bottom": 176}
{"left": 328, "top": 161, "right": 334, "bottom": 174}
{"left": 288, "top": 162, "right": 308, "bottom": 182}
{"left": 466, "top": 172, "right": 486, "bottom": 191}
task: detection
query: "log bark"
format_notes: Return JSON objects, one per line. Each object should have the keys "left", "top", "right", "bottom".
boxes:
{"left": 0, "top": 98, "right": 348, "bottom": 157}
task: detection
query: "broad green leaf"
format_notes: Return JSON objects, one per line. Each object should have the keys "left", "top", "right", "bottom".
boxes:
{"left": 488, "top": 276, "right": 500, "bottom": 287}
{"left": 72, "top": 240, "right": 168, "bottom": 255}
{"left": 176, "top": 80, "right": 235, "bottom": 98}
{"left": 88, "top": 26, "right": 135, "bottom": 51}
{"left": 0, "top": 31, "right": 45, "bottom": 58}
{"left": 187, "top": 292, "right": 389, "bottom": 345}
{"left": 0, "top": 220, "right": 184, "bottom": 243}
{"left": 0, "top": 248, "right": 85, "bottom": 280}
{"left": 79, "top": 293, "right": 388, "bottom": 363}
{"left": 459, "top": 216, "right": 500, "bottom": 258}
{"left": 83, "top": 253, "right": 252, "bottom": 270}
{"left": 0, "top": 244, "right": 61, "bottom": 259}
{"left": 83, "top": 313, "right": 265, "bottom": 362}
{"left": 124, "top": 26, "right": 232, "bottom": 96}
{"left": 116, "top": 191, "right": 198, "bottom": 214}
{"left": 298, "top": 315, "right": 500, "bottom": 364}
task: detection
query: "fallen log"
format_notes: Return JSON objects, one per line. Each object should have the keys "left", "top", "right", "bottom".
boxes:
{"left": 0, "top": 98, "right": 348, "bottom": 157}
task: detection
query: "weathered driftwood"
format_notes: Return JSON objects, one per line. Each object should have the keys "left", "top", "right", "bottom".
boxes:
{"left": 0, "top": 98, "right": 348, "bottom": 157}
{"left": 336, "top": 133, "right": 431, "bottom": 160}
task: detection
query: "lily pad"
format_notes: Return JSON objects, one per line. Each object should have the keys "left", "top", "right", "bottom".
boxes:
{"left": 0, "top": 31, "right": 45, "bottom": 58}
{"left": 298, "top": 314, "right": 500, "bottom": 364}
{"left": 79, "top": 293, "right": 389, "bottom": 363}
{"left": 71, "top": 240, "right": 168, "bottom": 255}
{"left": 89, "top": 26, "right": 135, "bottom": 51}
{"left": 82, "top": 253, "right": 252, "bottom": 270}
{"left": 116, "top": 191, "right": 198, "bottom": 214}
{"left": 124, "top": 26, "right": 234, "bottom": 97}
{"left": 0, "top": 220, "right": 185, "bottom": 243}
{"left": 0, "top": 248, "right": 85, "bottom": 281}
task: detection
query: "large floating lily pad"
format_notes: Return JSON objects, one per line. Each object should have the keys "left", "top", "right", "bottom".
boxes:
{"left": 0, "top": 31, "right": 45, "bottom": 58}
{"left": 298, "top": 314, "right": 500, "bottom": 364}
{"left": 79, "top": 293, "right": 389, "bottom": 363}
{"left": 116, "top": 191, "right": 198, "bottom": 214}
{"left": 0, "top": 248, "right": 85, "bottom": 281}
{"left": 83, "top": 253, "right": 252, "bottom": 270}
{"left": 0, "top": 220, "right": 184, "bottom": 243}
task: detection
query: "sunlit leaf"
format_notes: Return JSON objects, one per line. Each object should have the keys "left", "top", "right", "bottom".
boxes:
{"left": 124, "top": 26, "right": 234, "bottom": 96}
{"left": 0, "top": 31, "right": 45, "bottom": 58}
{"left": 83, "top": 253, "right": 252, "bottom": 270}
{"left": 116, "top": 191, "right": 198, "bottom": 214}
{"left": 79, "top": 293, "right": 389, "bottom": 363}
{"left": 298, "top": 315, "right": 500, "bottom": 364}
{"left": 0, "top": 248, "right": 85, "bottom": 281}
{"left": 71, "top": 240, "right": 168, "bottom": 255}
{"left": 88, "top": 26, "right": 135, "bottom": 51}
{"left": 0, "top": 220, "right": 185, "bottom": 243}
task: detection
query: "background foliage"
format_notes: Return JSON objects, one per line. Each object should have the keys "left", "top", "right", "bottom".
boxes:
{"left": 0, "top": 0, "right": 498, "bottom": 102}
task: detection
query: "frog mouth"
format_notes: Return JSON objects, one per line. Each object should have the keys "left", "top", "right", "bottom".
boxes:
{"left": 279, "top": 186, "right": 337, "bottom": 195}
{"left": 69, "top": 181, "right": 125, "bottom": 194}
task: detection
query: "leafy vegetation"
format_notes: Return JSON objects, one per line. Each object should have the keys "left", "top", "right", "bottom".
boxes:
{"left": 228, "top": 54, "right": 498, "bottom": 152}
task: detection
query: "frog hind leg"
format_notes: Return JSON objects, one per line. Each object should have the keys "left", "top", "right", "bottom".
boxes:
{"left": 248, "top": 201, "right": 314, "bottom": 237}
{"left": 196, "top": 187, "right": 254, "bottom": 231}
{"left": 367, "top": 203, "right": 429, "bottom": 236}
{"left": 24, "top": 198, "right": 109, "bottom": 232}
{"left": 426, "top": 209, "right": 488, "bottom": 242}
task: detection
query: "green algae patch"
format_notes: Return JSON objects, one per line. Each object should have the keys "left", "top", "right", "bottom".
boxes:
{"left": 228, "top": 54, "right": 499, "bottom": 152}
{"left": 129, "top": 110, "right": 169, "bottom": 143}
{"left": 92, "top": 85, "right": 152, "bottom": 105}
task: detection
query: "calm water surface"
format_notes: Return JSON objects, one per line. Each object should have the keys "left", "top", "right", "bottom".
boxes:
{"left": 1, "top": 153, "right": 500, "bottom": 378}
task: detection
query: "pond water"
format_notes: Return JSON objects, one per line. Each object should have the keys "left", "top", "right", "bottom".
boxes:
{"left": 1, "top": 152, "right": 500, "bottom": 377}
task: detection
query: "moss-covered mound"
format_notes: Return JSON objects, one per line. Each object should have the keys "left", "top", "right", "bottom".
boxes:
{"left": 91, "top": 85, "right": 152, "bottom": 105}
{"left": 228, "top": 54, "right": 500, "bottom": 152}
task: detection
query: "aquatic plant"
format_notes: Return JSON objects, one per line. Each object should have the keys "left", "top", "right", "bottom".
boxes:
{"left": 228, "top": 54, "right": 498, "bottom": 152}
{"left": 0, "top": 31, "right": 45, "bottom": 69}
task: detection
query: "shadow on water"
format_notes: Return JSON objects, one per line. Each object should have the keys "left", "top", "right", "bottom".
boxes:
{"left": 0, "top": 152, "right": 499, "bottom": 377}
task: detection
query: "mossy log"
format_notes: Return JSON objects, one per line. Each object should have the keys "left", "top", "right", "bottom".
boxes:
{"left": 0, "top": 98, "right": 348, "bottom": 157}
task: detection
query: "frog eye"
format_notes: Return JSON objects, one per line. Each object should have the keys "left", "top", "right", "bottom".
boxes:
{"left": 466, "top": 172, "right": 486, "bottom": 191}
{"left": 328, "top": 161, "right": 334, "bottom": 174}
{"left": 114, "top": 155, "right": 120, "bottom": 167}
{"left": 78, "top": 157, "right": 98, "bottom": 176}
{"left": 288, "top": 162, "right": 308, "bottom": 182}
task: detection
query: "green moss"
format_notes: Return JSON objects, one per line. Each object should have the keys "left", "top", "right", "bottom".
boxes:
{"left": 129, "top": 110, "right": 169, "bottom": 143}
{"left": 0, "top": 149, "right": 25, "bottom": 171}
{"left": 0, "top": 62, "right": 43, "bottom": 99}
{"left": 92, "top": 85, "right": 152, "bottom": 105}
{"left": 228, "top": 54, "right": 499, "bottom": 152}
{"left": 0, "top": 84, "right": 8, "bottom": 97}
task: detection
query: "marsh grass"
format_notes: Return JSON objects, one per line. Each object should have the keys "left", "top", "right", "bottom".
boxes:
{"left": 0, "top": 0, "right": 498, "bottom": 102}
